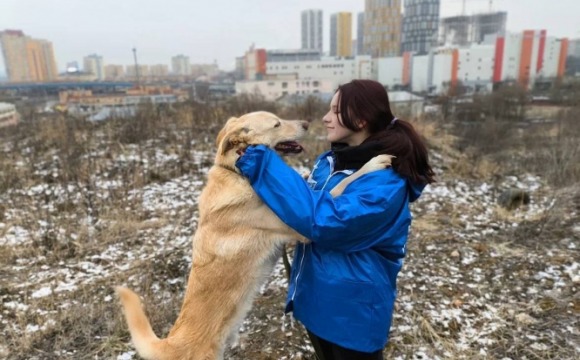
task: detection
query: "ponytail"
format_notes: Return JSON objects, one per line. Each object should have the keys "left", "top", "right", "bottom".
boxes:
{"left": 364, "top": 118, "right": 435, "bottom": 185}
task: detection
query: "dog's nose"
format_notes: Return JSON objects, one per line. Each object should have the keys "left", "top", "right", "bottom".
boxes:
{"left": 301, "top": 121, "right": 309, "bottom": 131}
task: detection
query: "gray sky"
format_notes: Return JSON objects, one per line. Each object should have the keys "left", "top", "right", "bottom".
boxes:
{"left": 1, "top": 0, "right": 579, "bottom": 74}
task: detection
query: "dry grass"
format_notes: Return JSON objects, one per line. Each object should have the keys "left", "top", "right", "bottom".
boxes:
{"left": 1, "top": 97, "right": 578, "bottom": 359}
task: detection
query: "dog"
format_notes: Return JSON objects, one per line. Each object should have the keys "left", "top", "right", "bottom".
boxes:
{"left": 115, "top": 111, "right": 393, "bottom": 360}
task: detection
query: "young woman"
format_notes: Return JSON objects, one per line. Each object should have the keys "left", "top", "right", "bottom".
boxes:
{"left": 236, "top": 79, "right": 435, "bottom": 360}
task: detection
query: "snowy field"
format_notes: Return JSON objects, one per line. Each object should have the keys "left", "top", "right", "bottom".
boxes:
{"left": 0, "top": 119, "right": 578, "bottom": 360}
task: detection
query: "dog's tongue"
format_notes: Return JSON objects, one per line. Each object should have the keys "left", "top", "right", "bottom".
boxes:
{"left": 274, "top": 141, "right": 304, "bottom": 154}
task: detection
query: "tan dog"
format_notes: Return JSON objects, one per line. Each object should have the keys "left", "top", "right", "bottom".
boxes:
{"left": 115, "top": 111, "right": 393, "bottom": 360}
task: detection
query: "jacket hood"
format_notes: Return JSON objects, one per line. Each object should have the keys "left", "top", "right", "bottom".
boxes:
{"left": 331, "top": 142, "right": 426, "bottom": 202}
{"left": 408, "top": 180, "right": 425, "bottom": 203}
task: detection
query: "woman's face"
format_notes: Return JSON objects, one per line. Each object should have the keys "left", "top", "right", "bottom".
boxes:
{"left": 322, "top": 91, "right": 368, "bottom": 146}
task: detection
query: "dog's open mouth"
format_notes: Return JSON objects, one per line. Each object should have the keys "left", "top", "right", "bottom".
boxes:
{"left": 274, "top": 141, "right": 304, "bottom": 154}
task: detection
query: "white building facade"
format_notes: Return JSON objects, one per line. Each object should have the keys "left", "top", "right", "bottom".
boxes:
{"left": 265, "top": 55, "right": 372, "bottom": 90}
{"left": 375, "top": 30, "right": 569, "bottom": 94}
{"left": 234, "top": 30, "right": 568, "bottom": 101}
{"left": 235, "top": 78, "right": 334, "bottom": 101}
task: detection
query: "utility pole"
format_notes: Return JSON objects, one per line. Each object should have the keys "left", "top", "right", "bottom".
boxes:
{"left": 132, "top": 47, "right": 140, "bottom": 88}
{"left": 462, "top": 0, "right": 466, "bottom": 15}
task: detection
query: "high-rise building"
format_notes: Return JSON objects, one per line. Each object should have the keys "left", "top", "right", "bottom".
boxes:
{"left": 439, "top": 11, "right": 507, "bottom": 47}
{"left": 471, "top": 12, "right": 507, "bottom": 44}
{"left": 83, "top": 54, "right": 104, "bottom": 80}
{"left": 0, "top": 29, "right": 58, "bottom": 82}
{"left": 402, "top": 0, "right": 440, "bottom": 55}
{"left": 171, "top": 55, "right": 191, "bottom": 76}
{"left": 301, "top": 9, "right": 323, "bottom": 52}
{"left": 439, "top": 15, "right": 470, "bottom": 47}
{"left": 364, "top": 0, "right": 402, "bottom": 58}
{"left": 357, "top": 12, "right": 365, "bottom": 56}
{"left": 330, "top": 12, "right": 353, "bottom": 57}
{"left": 104, "top": 64, "right": 124, "bottom": 80}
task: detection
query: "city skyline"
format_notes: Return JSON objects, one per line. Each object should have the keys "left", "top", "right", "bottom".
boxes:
{"left": 1, "top": 0, "right": 579, "bottom": 75}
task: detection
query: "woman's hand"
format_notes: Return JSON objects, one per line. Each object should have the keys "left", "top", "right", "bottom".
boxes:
{"left": 235, "top": 144, "right": 270, "bottom": 182}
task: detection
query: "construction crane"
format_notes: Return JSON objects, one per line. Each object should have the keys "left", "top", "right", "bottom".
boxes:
{"left": 454, "top": 0, "right": 496, "bottom": 15}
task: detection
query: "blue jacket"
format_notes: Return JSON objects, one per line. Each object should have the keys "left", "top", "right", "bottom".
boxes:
{"left": 236, "top": 145, "right": 424, "bottom": 352}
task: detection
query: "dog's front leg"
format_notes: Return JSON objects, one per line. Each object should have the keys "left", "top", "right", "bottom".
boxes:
{"left": 330, "top": 154, "right": 394, "bottom": 197}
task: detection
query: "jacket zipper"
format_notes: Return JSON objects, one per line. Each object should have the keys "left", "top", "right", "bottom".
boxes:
{"left": 289, "top": 156, "right": 352, "bottom": 303}
{"left": 290, "top": 243, "right": 307, "bottom": 302}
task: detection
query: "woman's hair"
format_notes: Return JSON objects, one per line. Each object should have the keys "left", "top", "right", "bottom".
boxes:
{"left": 336, "top": 79, "right": 435, "bottom": 185}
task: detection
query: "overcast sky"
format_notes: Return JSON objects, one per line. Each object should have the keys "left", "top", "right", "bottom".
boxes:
{"left": 1, "top": 0, "right": 579, "bottom": 74}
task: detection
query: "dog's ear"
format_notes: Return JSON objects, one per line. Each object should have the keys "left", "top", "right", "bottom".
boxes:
{"left": 220, "top": 127, "right": 250, "bottom": 155}
{"left": 216, "top": 117, "right": 239, "bottom": 146}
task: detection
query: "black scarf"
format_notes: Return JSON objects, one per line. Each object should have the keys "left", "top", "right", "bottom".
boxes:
{"left": 331, "top": 141, "right": 387, "bottom": 171}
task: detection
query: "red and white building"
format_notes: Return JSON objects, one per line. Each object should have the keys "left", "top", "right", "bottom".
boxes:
{"left": 235, "top": 30, "right": 569, "bottom": 98}
{"left": 375, "top": 29, "right": 569, "bottom": 93}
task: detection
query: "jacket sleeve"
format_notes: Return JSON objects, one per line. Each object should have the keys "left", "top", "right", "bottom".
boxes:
{"left": 236, "top": 145, "right": 409, "bottom": 253}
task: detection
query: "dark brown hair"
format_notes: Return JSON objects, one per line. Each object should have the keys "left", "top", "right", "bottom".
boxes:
{"left": 336, "top": 79, "right": 435, "bottom": 185}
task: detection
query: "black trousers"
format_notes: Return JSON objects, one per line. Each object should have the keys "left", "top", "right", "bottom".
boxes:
{"left": 307, "top": 331, "right": 384, "bottom": 360}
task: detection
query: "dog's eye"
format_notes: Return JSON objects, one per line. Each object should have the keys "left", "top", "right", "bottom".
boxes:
{"left": 274, "top": 122, "right": 281, "bottom": 128}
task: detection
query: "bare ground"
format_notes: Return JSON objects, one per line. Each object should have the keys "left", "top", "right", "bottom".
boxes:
{"left": 0, "top": 109, "right": 578, "bottom": 360}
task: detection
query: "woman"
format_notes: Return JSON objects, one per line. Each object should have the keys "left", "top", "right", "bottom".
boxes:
{"left": 236, "top": 79, "right": 435, "bottom": 359}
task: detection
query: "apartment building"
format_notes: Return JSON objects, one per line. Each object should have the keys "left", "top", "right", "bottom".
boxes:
{"left": 149, "top": 64, "right": 169, "bottom": 77}
{"left": 104, "top": 65, "right": 125, "bottom": 80}
{"left": 364, "top": 0, "right": 402, "bottom": 58}
{"left": 356, "top": 12, "right": 365, "bottom": 55}
{"left": 301, "top": 9, "right": 323, "bottom": 52}
{"left": 0, "top": 29, "right": 58, "bottom": 82}
{"left": 125, "top": 65, "right": 149, "bottom": 79}
{"left": 330, "top": 12, "right": 353, "bottom": 57}
{"left": 401, "top": 0, "right": 440, "bottom": 55}
{"left": 171, "top": 55, "right": 191, "bottom": 76}
{"left": 83, "top": 54, "right": 105, "bottom": 80}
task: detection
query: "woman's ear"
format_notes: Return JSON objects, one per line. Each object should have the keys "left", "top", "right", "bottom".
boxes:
{"left": 356, "top": 119, "right": 368, "bottom": 130}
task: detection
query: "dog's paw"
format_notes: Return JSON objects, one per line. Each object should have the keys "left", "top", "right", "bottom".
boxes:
{"left": 360, "top": 154, "right": 395, "bottom": 173}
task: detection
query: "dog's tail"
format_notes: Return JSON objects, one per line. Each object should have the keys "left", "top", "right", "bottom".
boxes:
{"left": 115, "top": 286, "right": 168, "bottom": 360}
